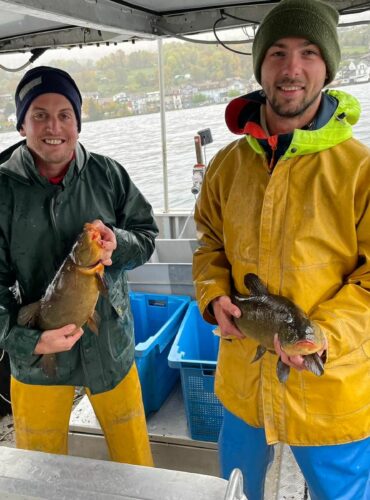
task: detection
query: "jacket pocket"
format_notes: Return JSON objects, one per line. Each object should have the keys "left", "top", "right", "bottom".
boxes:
{"left": 302, "top": 339, "right": 370, "bottom": 417}
{"left": 216, "top": 338, "right": 259, "bottom": 400}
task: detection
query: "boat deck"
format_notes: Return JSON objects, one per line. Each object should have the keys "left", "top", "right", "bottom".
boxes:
{"left": 68, "top": 382, "right": 309, "bottom": 499}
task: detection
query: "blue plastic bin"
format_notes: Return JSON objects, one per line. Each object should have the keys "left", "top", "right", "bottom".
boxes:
{"left": 168, "top": 301, "right": 224, "bottom": 442}
{"left": 131, "top": 291, "right": 191, "bottom": 415}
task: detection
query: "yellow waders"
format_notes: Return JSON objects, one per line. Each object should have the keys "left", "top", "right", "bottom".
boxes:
{"left": 11, "top": 363, "right": 153, "bottom": 466}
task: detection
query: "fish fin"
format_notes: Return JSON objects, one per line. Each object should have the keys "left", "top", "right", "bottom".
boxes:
{"left": 277, "top": 358, "right": 290, "bottom": 383}
{"left": 78, "top": 262, "right": 104, "bottom": 276}
{"left": 40, "top": 354, "right": 57, "bottom": 378}
{"left": 303, "top": 353, "right": 325, "bottom": 377}
{"left": 233, "top": 294, "right": 263, "bottom": 305}
{"left": 96, "top": 273, "right": 108, "bottom": 296}
{"left": 17, "top": 302, "right": 40, "bottom": 327}
{"left": 252, "top": 345, "right": 267, "bottom": 362}
{"left": 87, "top": 311, "right": 100, "bottom": 335}
{"left": 244, "top": 273, "right": 268, "bottom": 296}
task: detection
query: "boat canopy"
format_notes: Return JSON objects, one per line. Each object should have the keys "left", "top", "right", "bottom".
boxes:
{"left": 1, "top": 0, "right": 370, "bottom": 55}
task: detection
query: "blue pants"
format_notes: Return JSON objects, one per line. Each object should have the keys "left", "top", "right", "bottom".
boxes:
{"left": 219, "top": 408, "right": 370, "bottom": 500}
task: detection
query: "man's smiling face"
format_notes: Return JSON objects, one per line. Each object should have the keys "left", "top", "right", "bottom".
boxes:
{"left": 20, "top": 93, "right": 78, "bottom": 177}
{"left": 261, "top": 37, "right": 327, "bottom": 133}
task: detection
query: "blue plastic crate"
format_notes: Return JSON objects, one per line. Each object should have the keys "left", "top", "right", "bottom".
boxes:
{"left": 168, "top": 301, "right": 224, "bottom": 442}
{"left": 130, "top": 291, "right": 191, "bottom": 415}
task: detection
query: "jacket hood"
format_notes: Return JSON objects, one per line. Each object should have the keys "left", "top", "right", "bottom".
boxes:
{"left": 225, "top": 89, "right": 360, "bottom": 134}
{"left": 0, "top": 141, "right": 90, "bottom": 184}
{"left": 225, "top": 89, "right": 361, "bottom": 158}
{"left": 225, "top": 90, "right": 265, "bottom": 135}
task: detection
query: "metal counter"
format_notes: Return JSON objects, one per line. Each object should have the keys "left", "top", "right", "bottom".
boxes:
{"left": 0, "top": 446, "right": 245, "bottom": 499}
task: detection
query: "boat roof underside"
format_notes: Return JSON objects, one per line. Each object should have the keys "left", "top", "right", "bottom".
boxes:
{"left": 1, "top": 0, "right": 370, "bottom": 54}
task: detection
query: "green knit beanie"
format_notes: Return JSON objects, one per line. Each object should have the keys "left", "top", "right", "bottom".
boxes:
{"left": 252, "top": 0, "right": 341, "bottom": 85}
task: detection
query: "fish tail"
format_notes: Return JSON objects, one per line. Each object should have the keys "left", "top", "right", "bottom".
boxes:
{"left": 40, "top": 354, "right": 57, "bottom": 378}
{"left": 17, "top": 301, "right": 40, "bottom": 327}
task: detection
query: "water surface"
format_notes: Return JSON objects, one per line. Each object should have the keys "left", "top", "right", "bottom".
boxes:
{"left": 1, "top": 83, "right": 369, "bottom": 211}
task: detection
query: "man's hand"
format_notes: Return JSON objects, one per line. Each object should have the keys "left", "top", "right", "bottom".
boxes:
{"left": 90, "top": 219, "right": 117, "bottom": 266}
{"left": 34, "top": 324, "right": 84, "bottom": 355}
{"left": 212, "top": 296, "right": 244, "bottom": 339}
{"left": 273, "top": 334, "right": 327, "bottom": 372}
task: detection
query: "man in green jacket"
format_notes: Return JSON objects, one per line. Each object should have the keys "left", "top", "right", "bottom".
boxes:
{"left": 193, "top": 0, "right": 370, "bottom": 499}
{"left": 0, "top": 65, "right": 158, "bottom": 465}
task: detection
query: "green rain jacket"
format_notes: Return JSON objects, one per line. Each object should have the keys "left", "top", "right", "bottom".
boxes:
{"left": 0, "top": 141, "right": 158, "bottom": 394}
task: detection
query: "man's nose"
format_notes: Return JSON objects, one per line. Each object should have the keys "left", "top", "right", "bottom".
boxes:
{"left": 281, "top": 53, "right": 302, "bottom": 78}
{"left": 45, "top": 117, "right": 61, "bottom": 132}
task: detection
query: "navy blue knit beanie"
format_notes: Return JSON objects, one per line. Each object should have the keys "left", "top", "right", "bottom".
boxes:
{"left": 15, "top": 66, "right": 82, "bottom": 131}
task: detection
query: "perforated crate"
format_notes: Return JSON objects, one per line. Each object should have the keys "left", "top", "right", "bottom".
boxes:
{"left": 168, "top": 301, "right": 224, "bottom": 442}
{"left": 131, "top": 291, "right": 191, "bottom": 415}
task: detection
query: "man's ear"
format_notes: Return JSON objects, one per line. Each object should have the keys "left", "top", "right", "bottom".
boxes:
{"left": 19, "top": 126, "right": 26, "bottom": 137}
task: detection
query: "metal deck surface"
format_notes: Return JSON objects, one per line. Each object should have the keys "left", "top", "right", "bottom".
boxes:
{"left": 69, "top": 383, "right": 309, "bottom": 499}
{"left": 0, "top": 446, "right": 241, "bottom": 500}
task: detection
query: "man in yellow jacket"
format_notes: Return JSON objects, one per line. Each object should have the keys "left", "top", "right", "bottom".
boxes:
{"left": 192, "top": 1, "right": 370, "bottom": 499}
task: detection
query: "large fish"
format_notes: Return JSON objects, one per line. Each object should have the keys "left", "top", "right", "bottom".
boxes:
{"left": 17, "top": 223, "right": 107, "bottom": 377}
{"left": 231, "top": 273, "right": 326, "bottom": 383}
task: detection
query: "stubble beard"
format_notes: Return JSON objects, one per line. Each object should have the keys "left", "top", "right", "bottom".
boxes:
{"left": 267, "top": 88, "right": 322, "bottom": 119}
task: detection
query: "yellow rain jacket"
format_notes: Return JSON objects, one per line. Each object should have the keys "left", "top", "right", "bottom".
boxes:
{"left": 193, "top": 89, "right": 370, "bottom": 446}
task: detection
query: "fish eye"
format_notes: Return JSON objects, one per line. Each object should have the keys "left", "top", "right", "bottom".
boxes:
{"left": 285, "top": 315, "right": 293, "bottom": 324}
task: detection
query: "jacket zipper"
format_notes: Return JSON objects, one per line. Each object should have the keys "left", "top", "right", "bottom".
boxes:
{"left": 49, "top": 191, "right": 62, "bottom": 248}
{"left": 267, "top": 136, "right": 278, "bottom": 173}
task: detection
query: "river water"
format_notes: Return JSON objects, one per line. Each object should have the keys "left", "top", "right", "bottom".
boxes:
{"left": 1, "top": 83, "right": 370, "bottom": 212}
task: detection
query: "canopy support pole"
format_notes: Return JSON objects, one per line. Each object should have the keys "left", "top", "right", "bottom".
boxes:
{"left": 158, "top": 38, "right": 169, "bottom": 212}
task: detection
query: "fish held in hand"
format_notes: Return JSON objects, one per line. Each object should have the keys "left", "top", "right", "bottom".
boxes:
{"left": 17, "top": 223, "right": 107, "bottom": 377}
{"left": 231, "top": 273, "right": 326, "bottom": 383}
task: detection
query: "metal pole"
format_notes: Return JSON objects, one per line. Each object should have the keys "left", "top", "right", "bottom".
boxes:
{"left": 157, "top": 38, "right": 169, "bottom": 212}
